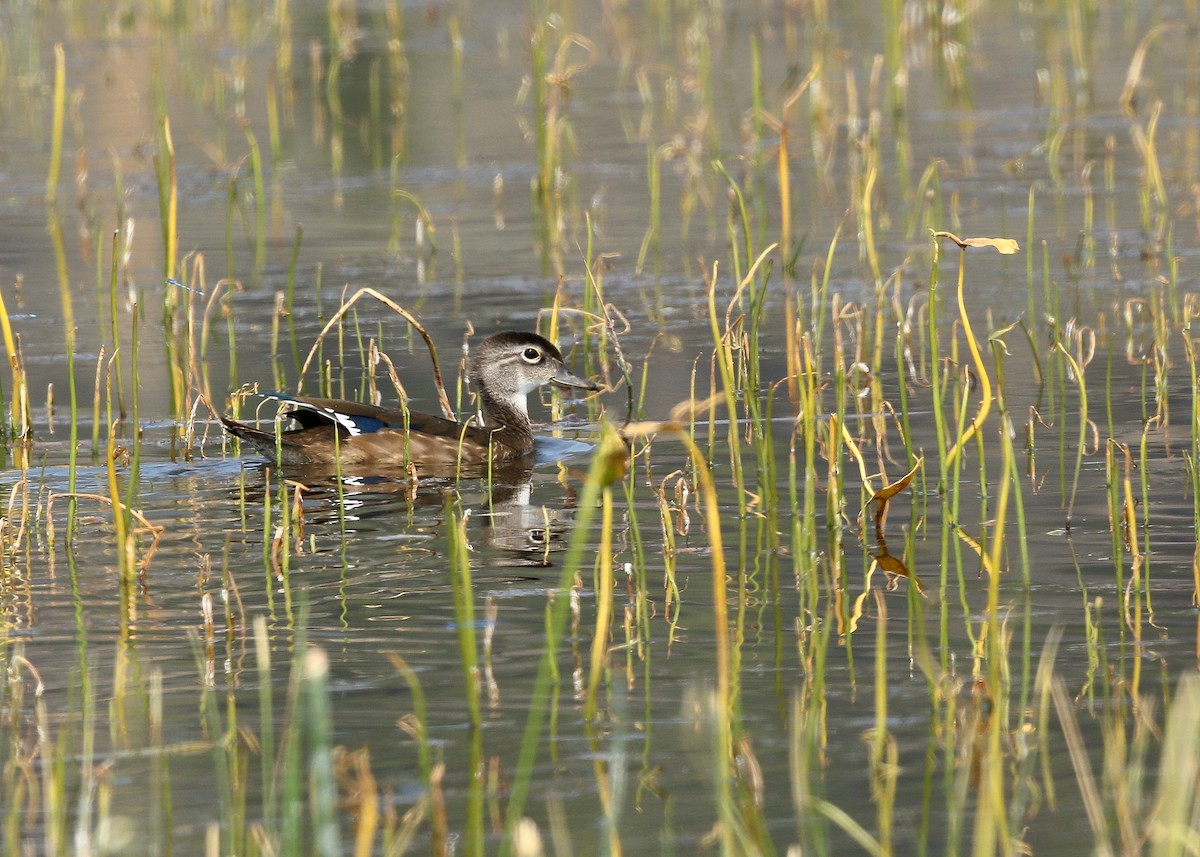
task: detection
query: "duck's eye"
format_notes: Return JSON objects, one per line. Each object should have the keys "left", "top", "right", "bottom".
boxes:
{"left": 521, "top": 347, "right": 542, "bottom": 363}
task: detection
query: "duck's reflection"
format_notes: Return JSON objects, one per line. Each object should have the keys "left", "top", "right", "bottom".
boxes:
{"left": 232, "top": 436, "right": 592, "bottom": 569}
{"left": 472, "top": 480, "right": 578, "bottom": 565}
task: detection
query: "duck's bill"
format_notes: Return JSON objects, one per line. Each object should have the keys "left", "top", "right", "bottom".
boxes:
{"left": 551, "top": 364, "right": 600, "bottom": 391}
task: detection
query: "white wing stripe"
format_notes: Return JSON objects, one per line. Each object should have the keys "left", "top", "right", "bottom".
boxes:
{"left": 326, "top": 407, "right": 363, "bottom": 436}
{"left": 278, "top": 396, "right": 365, "bottom": 436}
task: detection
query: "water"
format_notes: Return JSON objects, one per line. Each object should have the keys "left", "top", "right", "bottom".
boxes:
{"left": 2, "top": 1, "right": 1199, "bottom": 855}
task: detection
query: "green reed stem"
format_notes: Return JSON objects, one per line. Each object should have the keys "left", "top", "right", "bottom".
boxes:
{"left": 47, "top": 194, "right": 78, "bottom": 529}
{"left": 676, "top": 423, "right": 739, "bottom": 855}
{"left": 193, "top": 631, "right": 239, "bottom": 853}
{"left": 244, "top": 127, "right": 267, "bottom": 273}
{"left": 706, "top": 265, "right": 747, "bottom": 518}
{"left": 45, "top": 44, "right": 65, "bottom": 206}
{"left": 446, "top": 503, "right": 485, "bottom": 857}
{"left": 252, "top": 616, "right": 276, "bottom": 833}
{"left": 303, "top": 647, "right": 341, "bottom": 857}
{"left": 991, "top": 337, "right": 1035, "bottom": 707}
{"left": 274, "top": 611, "right": 308, "bottom": 852}
{"left": 388, "top": 654, "right": 432, "bottom": 784}
{"left": 499, "top": 427, "right": 624, "bottom": 856}
{"left": 872, "top": 590, "right": 895, "bottom": 855}
{"left": 636, "top": 144, "right": 662, "bottom": 275}
{"left": 1056, "top": 343, "right": 1088, "bottom": 526}
{"left": 271, "top": 294, "right": 286, "bottom": 391}
{"left": 105, "top": 232, "right": 127, "bottom": 421}
{"left": 225, "top": 175, "right": 238, "bottom": 281}
{"left": 286, "top": 224, "right": 303, "bottom": 373}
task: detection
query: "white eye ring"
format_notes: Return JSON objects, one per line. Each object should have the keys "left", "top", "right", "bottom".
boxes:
{"left": 521, "top": 347, "right": 542, "bottom": 363}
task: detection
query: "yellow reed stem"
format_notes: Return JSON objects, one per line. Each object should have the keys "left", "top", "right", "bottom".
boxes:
{"left": 0, "top": 284, "right": 28, "bottom": 437}
{"left": 943, "top": 244, "right": 993, "bottom": 468}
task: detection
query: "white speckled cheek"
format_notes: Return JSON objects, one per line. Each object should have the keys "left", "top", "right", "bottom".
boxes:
{"left": 516, "top": 377, "right": 542, "bottom": 396}
{"left": 505, "top": 391, "right": 531, "bottom": 418}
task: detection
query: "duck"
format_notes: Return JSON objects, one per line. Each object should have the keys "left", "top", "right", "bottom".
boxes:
{"left": 220, "top": 330, "right": 598, "bottom": 470}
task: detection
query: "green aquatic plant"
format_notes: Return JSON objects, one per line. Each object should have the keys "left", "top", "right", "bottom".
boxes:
{"left": 932, "top": 231, "right": 1019, "bottom": 470}
{"left": 446, "top": 500, "right": 486, "bottom": 857}
{"left": 3, "top": 5, "right": 1200, "bottom": 857}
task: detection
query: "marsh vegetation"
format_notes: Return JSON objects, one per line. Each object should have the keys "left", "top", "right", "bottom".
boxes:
{"left": 1, "top": 1, "right": 1199, "bottom": 855}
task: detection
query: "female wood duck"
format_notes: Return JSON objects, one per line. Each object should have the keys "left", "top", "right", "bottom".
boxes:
{"left": 220, "top": 331, "right": 598, "bottom": 470}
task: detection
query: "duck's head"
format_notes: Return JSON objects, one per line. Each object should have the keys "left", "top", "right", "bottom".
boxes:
{"left": 469, "top": 331, "right": 598, "bottom": 420}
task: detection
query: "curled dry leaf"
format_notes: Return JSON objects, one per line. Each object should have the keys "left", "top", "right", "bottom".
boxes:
{"left": 931, "top": 230, "right": 1021, "bottom": 254}
{"left": 871, "top": 543, "right": 923, "bottom": 593}
{"left": 871, "top": 457, "right": 923, "bottom": 539}
{"left": 960, "top": 237, "right": 1020, "bottom": 254}
{"left": 872, "top": 457, "right": 923, "bottom": 506}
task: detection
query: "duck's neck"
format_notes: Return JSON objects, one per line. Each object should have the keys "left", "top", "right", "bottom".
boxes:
{"left": 477, "top": 390, "right": 535, "bottom": 454}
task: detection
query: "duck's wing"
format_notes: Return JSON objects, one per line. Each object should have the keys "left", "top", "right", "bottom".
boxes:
{"left": 265, "top": 393, "right": 493, "bottom": 445}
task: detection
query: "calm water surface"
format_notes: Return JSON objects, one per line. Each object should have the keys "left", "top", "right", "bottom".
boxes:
{"left": 2, "top": 1, "right": 1199, "bottom": 854}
